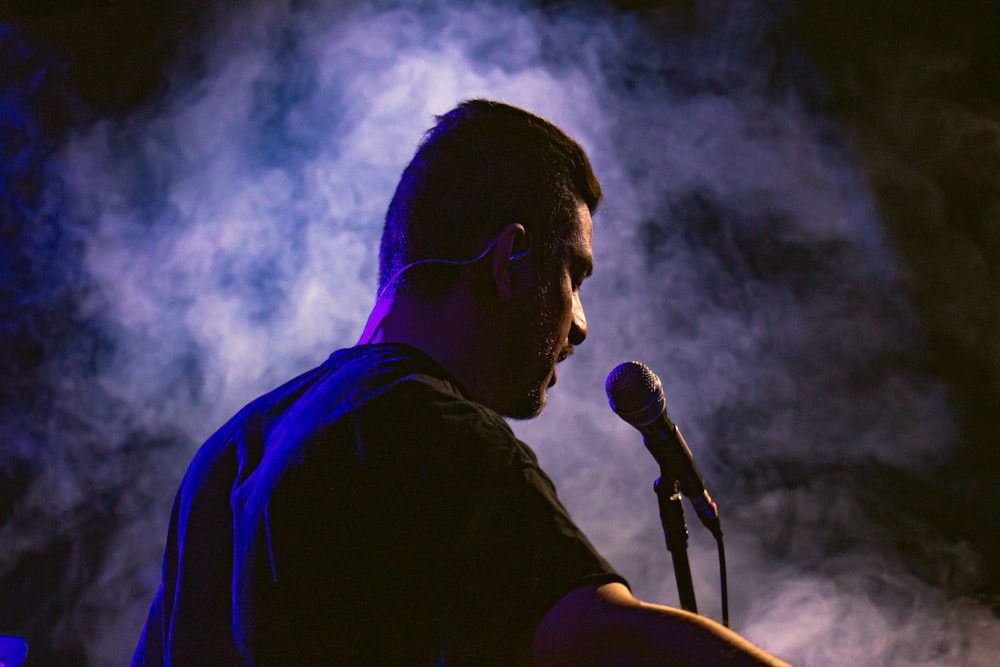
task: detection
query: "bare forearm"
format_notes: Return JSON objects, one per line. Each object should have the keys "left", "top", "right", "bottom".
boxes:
{"left": 597, "top": 599, "right": 792, "bottom": 667}
{"left": 534, "top": 583, "right": 793, "bottom": 667}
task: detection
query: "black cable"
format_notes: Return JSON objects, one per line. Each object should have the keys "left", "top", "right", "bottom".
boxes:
{"left": 716, "top": 533, "right": 729, "bottom": 627}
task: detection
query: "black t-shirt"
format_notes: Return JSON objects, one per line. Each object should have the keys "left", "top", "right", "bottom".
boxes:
{"left": 132, "top": 344, "right": 626, "bottom": 666}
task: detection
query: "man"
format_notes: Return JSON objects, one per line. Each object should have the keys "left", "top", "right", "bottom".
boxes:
{"left": 133, "top": 100, "right": 791, "bottom": 665}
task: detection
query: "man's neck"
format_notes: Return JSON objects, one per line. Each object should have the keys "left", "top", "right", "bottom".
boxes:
{"left": 356, "top": 288, "right": 500, "bottom": 408}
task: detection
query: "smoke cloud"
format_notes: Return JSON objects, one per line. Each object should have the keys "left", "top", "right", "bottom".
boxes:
{"left": 1, "top": 1, "right": 996, "bottom": 664}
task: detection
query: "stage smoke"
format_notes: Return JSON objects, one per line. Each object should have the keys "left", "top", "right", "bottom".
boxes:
{"left": 1, "top": 2, "right": 997, "bottom": 664}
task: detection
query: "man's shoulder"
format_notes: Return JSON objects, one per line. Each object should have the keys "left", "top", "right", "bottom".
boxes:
{"left": 315, "top": 342, "right": 467, "bottom": 413}
{"left": 228, "top": 343, "right": 463, "bottom": 422}
{"left": 183, "top": 344, "right": 460, "bottom": 473}
{"left": 264, "top": 342, "right": 505, "bottom": 452}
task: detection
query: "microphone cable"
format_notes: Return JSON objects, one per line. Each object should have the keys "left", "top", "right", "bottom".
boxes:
{"left": 717, "top": 532, "right": 729, "bottom": 627}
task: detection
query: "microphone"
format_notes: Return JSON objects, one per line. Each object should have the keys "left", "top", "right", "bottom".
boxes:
{"left": 606, "top": 361, "right": 722, "bottom": 538}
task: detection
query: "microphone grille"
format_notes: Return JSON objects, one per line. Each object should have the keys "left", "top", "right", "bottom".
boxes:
{"left": 605, "top": 361, "right": 665, "bottom": 427}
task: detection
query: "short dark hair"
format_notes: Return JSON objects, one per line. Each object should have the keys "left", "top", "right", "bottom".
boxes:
{"left": 378, "top": 99, "right": 601, "bottom": 298}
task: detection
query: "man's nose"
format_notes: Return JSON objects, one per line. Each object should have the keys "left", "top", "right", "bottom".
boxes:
{"left": 569, "top": 293, "right": 587, "bottom": 346}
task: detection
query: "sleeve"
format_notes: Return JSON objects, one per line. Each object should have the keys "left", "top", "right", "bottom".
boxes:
{"left": 364, "top": 377, "right": 629, "bottom": 662}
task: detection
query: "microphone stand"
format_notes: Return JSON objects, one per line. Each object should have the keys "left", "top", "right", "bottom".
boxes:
{"left": 653, "top": 477, "right": 698, "bottom": 613}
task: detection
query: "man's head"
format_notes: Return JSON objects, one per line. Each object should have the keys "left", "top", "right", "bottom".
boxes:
{"left": 378, "top": 99, "right": 601, "bottom": 300}
{"left": 377, "top": 100, "right": 600, "bottom": 418}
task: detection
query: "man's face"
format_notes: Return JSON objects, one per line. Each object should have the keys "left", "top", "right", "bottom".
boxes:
{"left": 503, "top": 202, "right": 594, "bottom": 419}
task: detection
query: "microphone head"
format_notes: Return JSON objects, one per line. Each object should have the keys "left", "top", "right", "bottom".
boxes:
{"left": 605, "top": 361, "right": 666, "bottom": 428}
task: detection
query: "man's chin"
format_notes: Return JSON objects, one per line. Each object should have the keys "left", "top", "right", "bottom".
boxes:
{"left": 504, "top": 388, "right": 547, "bottom": 421}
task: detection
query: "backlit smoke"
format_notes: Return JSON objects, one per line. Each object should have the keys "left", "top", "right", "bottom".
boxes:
{"left": 1, "top": 1, "right": 997, "bottom": 664}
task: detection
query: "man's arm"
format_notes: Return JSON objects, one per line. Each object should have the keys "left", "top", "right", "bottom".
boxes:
{"left": 533, "top": 582, "right": 793, "bottom": 667}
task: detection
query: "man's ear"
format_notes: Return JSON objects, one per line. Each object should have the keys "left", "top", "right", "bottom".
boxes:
{"left": 491, "top": 223, "right": 528, "bottom": 301}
